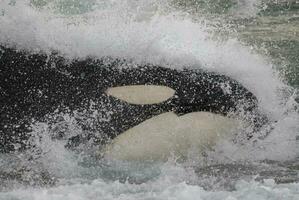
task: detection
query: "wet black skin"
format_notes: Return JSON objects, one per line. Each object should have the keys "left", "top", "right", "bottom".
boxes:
{"left": 0, "top": 46, "right": 268, "bottom": 153}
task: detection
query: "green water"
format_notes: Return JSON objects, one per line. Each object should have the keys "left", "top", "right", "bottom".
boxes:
{"left": 30, "top": 0, "right": 97, "bottom": 15}
{"left": 175, "top": 0, "right": 299, "bottom": 89}
{"left": 239, "top": 2, "right": 299, "bottom": 89}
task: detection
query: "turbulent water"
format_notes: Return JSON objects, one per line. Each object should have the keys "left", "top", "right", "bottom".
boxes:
{"left": 0, "top": 0, "right": 299, "bottom": 199}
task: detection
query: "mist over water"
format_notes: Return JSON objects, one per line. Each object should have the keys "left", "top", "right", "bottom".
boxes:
{"left": 0, "top": 0, "right": 299, "bottom": 199}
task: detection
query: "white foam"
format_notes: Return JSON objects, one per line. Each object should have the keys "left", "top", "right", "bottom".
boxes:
{"left": 1, "top": 2, "right": 298, "bottom": 198}
{"left": 1, "top": 177, "right": 298, "bottom": 200}
{"left": 0, "top": 0, "right": 298, "bottom": 165}
{"left": 0, "top": 1, "right": 288, "bottom": 116}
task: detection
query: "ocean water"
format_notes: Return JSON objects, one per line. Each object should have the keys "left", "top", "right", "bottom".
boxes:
{"left": 0, "top": 0, "right": 299, "bottom": 199}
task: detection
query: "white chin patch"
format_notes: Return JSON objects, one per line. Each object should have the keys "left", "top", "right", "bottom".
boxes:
{"left": 106, "top": 85, "right": 175, "bottom": 105}
{"left": 102, "top": 112, "right": 245, "bottom": 162}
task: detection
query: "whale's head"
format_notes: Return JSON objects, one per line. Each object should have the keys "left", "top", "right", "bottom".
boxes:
{"left": 66, "top": 66, "right": 267, "bottom": 162}
{"left": 0, "top": 46, "right": 268, "bottom": 156}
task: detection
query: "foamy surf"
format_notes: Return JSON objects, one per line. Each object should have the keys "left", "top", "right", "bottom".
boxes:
{"left": 1, "top": 178, "right": 299, "bottom": 200}
{"left": 0, "top": 0, "right": 298, "bottom": 199}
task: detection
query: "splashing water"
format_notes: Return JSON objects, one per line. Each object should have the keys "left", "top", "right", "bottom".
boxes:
{"left": 0, "top": 0, "right": 299, "bottom": 199}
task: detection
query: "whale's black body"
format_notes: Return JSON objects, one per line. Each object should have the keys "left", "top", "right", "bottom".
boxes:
{"left": 0, "top": 46, "right": 267, "bottom": 153}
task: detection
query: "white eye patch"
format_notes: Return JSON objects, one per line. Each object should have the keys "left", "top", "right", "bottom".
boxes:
{"left": 105, "top": 85, "right": 175, "bottom": 105}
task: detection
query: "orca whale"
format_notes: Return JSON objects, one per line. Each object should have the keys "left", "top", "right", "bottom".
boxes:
{"left": 0, "top": 45, "right": 268, "bottom": 154}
